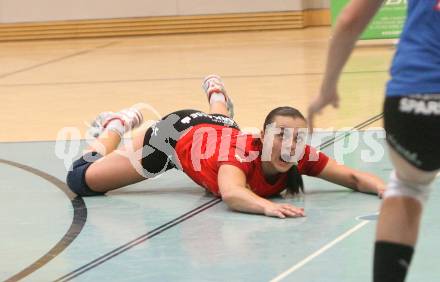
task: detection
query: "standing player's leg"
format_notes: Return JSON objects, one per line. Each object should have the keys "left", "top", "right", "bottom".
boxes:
{"left": 374, "top": 95, "right": 440, "bottom": 282}
{"left": 202, "top": 75, "right": 234, "bottom": 118}
{"left": 374, "top": 148, "right": 438, "bottom": 282}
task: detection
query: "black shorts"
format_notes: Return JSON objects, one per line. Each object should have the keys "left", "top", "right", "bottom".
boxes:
{"left": 141, "top": 109, "right": 240, "bottom": 177}
{"left": 384, "top": 94, "right": 440, "bottom": 171}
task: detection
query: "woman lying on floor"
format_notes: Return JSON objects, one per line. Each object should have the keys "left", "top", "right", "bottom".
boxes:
{"left": 67, "top": 75, "right": 385, "bottom": 218}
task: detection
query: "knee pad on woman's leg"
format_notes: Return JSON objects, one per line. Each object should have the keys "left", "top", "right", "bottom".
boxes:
{"left": 384, "top": 171, "right": 433, "bottom": 204}
{"left": 66, "top": 152, "right": 104, "bottom": 197}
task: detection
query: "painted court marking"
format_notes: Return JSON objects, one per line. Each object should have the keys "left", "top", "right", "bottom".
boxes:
{"left": 269, "top": 220, "right": 370, "bottom": 282}
{"left": 0, "top": 159, "right": 87, "bottom": 282}
{"left": 271, "top": 170, "right": 440, "bottom": 282}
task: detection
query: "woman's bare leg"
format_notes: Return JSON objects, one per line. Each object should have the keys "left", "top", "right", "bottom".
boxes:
{"left": 85, "top": 129, "right": 123, "bottom": 156}
{"left": 376, "top": 148, "right": 436, "bottom": 245}
{"left": 71, "top": 108, "right": 148, "bottom": 194}
{"left": 373, "top": 147, "right": 438, "bottom": 282}
{"left": 85, "top": 126, "right": 148, "bottom": 193}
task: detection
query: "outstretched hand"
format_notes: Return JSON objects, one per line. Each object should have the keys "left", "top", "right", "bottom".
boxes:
{"left": 264, "top": 202, "right": 305, "bottom": 219}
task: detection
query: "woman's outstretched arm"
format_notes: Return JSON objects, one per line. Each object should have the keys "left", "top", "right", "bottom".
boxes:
{"left": 317, "top": 158, "right": 386, "bottom": 197}
{"left": 218, "top": 164, "right": 305, "bottom": 218}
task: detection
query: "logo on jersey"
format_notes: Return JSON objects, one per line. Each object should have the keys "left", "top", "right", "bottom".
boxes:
{"left": 234, "top": 154, "right": 245, "bottom": 163}
{"left": 151, "top": 124, "right": 159, "bottom": 136}
{"left": 436, "top": 0, "right": 440, "bottom": 11}
{"left": 181, "top": 116, "right": 191, "bottom": 124}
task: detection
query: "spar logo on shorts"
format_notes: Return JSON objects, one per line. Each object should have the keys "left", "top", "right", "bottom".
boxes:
{"left": 399, "top": 97, "right": 440, "bottom": 115}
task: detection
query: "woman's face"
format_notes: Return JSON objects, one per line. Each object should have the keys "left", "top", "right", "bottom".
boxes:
{"left": 261, "top": 115, "right": 307, "bottom": 174}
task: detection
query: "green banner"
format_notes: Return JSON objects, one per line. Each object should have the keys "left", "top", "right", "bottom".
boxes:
{"left": 331, "top": 0, "right": 407, "bottom": 40}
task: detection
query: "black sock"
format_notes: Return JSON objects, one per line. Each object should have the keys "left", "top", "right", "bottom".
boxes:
{"left": 374, "top": 241, "right": 414, "bottom": 282}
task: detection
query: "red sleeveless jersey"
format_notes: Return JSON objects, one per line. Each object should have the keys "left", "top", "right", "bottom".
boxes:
{"left": 175, "top": 124, "right": 329, "bottom": 197}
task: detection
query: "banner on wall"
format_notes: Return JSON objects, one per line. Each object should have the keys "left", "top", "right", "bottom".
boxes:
{"left": 331, "top": 0, "right": 407, "bottom": 40}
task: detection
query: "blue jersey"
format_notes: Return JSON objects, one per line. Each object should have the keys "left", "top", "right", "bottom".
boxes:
{"left": 387, "top": 0, "right": 440, "bottom": 96}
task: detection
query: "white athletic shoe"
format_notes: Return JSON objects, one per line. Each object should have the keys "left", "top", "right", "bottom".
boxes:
{"left": 202, "top": 74, "right": 234, "bottom": 119}
{"left": 88, "top": 107, "right": 143, "bottom": 138}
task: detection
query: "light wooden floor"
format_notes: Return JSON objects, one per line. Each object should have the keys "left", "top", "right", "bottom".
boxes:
{"left": 0, "top": 27, "right": 395, "bottom": 142}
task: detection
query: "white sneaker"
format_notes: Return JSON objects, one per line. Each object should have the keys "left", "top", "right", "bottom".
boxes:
{"left": 88, "top": 107, "right": 143, "bottom": 138}
{"left": 202, "top": 74, "right": 234, "bottom": 118}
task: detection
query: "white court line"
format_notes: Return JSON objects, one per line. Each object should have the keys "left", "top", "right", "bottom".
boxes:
{"left": 269, "top": 220, "right": 370, "bottom": 282}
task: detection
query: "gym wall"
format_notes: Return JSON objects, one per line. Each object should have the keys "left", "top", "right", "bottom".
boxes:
{"left": 0, "top": 0, "right": 330, "bottom": 41}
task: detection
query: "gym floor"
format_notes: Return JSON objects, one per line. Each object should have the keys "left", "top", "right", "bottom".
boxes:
{"left": 1, "top": 27, "right": 438, "bottom": 281}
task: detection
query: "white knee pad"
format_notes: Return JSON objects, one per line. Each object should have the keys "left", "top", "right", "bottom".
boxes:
{"left": 384, "top": 171, "right": 433, "bottom": 204}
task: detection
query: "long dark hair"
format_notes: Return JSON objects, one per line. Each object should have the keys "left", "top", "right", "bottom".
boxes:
{"left": 263, "top": 106, "right": 305, "bottom": 196}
